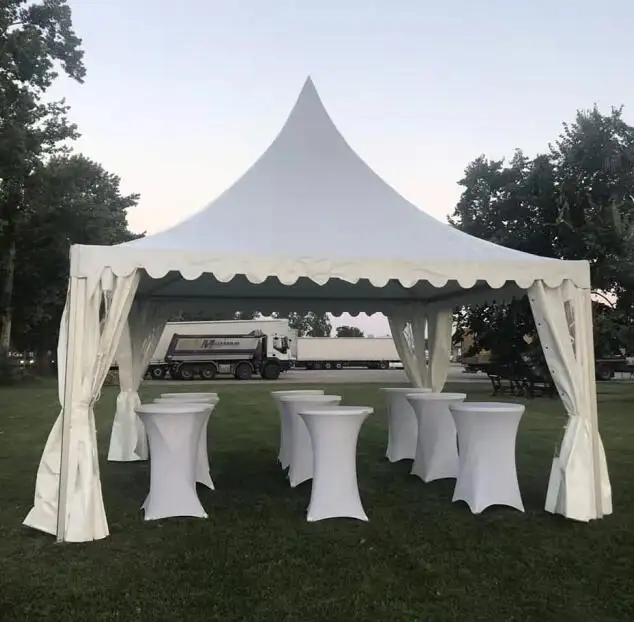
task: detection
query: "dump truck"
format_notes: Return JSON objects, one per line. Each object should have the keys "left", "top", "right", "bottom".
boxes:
{"left": 294, "top": 337, "right": 400, "bottom": 370}
{"left": 164, "top": 331, "right": 292, "bottom": 380}
{"left": 147, "top": 319, "right": 296, "bottom": 379}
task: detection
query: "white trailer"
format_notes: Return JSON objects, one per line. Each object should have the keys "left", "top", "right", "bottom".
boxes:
{"left": 147, "top": 319, "right": 295, "bottom": 379}
{"left": 294, "top": 337, "right": 400, "bottom": 370}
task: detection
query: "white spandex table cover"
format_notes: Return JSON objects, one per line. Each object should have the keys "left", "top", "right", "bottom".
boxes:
{"left": 277, "top": 394, "right": 342, "bottom": 487}
{"left": 299, "top": 406, "right": 373, "bottom": 522}
{"left": 136, "top": 403, "right": 209, "bottom": 521}
{"left": 160, "top": 392, "right": 219, "bottom": 399}
{"left": 406, "top": 392, "right": 466, "bottom": 482}
{"left": 381, "top": 387, "right": 432, "bottom": 462}
{"left": 271, "top": 389, "right": 325, "bottom": 469}
{"left": 449, "top": 401, "right": 526, "bottom": 514}
{"left": 153, "top": 394, "right": 219, "bottom": 490}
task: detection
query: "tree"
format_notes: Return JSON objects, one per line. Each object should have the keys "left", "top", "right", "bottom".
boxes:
{"left": 0, "top": 0, "right": 85, "bottom": 352}
{"left": 10, "top": 155, "right": 139, "bottom": 357}
{"left": 273, "top": 311, "right": 332, "bottom": 337}
{"left": 450, "top": 105, "right": 634, "bottom": 362}
{"left": 169, "top": 310, "right": 260, "bottom": 322}
{"left": 335, "top": 325, "right": 364, "bottom": 338}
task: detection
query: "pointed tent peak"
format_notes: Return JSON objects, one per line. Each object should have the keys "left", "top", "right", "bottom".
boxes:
{"left": 283, "top": 75, "right": 335, "bottom": 127}
{"left": 124, "top": 75, "right": 553, "bottom": 267}
{"left": 298, "top": 75, "right": 319, "bottom": 98}
{"left": 273, "top": 75, "right": 348, "bottom": 153}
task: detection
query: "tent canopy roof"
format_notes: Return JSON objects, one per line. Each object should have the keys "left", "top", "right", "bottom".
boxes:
{"left": 72, "top": 77, "right": 589, "bottom": 310}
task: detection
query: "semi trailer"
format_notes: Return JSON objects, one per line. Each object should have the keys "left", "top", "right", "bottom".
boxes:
{"left": 294, "top": 337, "right": 400, "bottom": 370}
{"left": 146, "top": 319, "right": 295, "bottom": 380}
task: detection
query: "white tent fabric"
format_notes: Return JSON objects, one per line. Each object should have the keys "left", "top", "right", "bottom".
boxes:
{"left": 108, "top": 301, "right": 170, "bottom": 462}
{"left": 528, "top": 280, "right": 611, "bottom": 520}
{"left": 24, "top": 266, "right": 139, "bottom": 541}
{"left": 70, "top": 78, "right": 588, "bottom": 302}
{"left": 389, "top": 311, "right": 424, "bottom": 387}
{"left": 426, "top": 307, "right": 453, "bottom": 392}
{"left": 388, "top": 305, "right": 452, "bottom": 391}
{"left": 23, "top": 77, "right": 610, "bottom": 542}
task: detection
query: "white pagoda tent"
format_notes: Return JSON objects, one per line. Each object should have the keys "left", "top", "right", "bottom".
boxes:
{"left": 23, "top": 78, "right": 611, "bottom": 542}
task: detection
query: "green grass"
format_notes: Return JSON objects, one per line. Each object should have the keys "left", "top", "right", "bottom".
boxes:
{"left": 1, "top": 380, "right": 634, "bottom": 621}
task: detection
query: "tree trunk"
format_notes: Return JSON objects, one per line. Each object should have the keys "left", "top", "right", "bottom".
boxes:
{"left": 35, "top": 350, "right": 53, "bottom": 376}
{"left": 0, "top": 236, "right": 16, "bottom": 355}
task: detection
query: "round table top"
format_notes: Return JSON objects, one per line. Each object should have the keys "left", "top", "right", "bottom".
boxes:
{"left": 406, "top": 392, "right": 467, "bottom": 401}
{"left": 136, "top": 403, "right": 210, "bottom": 415}
{"left": 380, "top": 387, "right": 432, "bottom": 394}
{"left": 160, "top": 392, "right": 218, "bottom": 399}
{"left": 449, "top": 401, "right": 525, "bottom": 414}
{"left": 270, "top": 389, "right": 325, "bottom": 398}
{"left": 154, "top": 396, "right": 218, "bottom": 405}
{"left": 300, "top": 406, "right": 374, "bottom": 417}
{"left": 278, "top": 393, "right": 341, "bottom": 403}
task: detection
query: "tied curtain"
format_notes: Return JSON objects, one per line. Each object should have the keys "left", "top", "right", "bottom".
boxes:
{"left": 388, "top": 304, "right": 453, "bottom": 391}
{"left": 23, "top": 269, "right": 140, "bottom": 542}
{"left": 108, "top": 301, "right": 170, "bottom": 462}
{"left": 528, "top": 279, "right": 611, "bottom": 521}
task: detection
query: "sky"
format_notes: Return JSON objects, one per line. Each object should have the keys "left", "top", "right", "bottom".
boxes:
{"left": 52, "top": 0, "right": 634, "bottom": 336}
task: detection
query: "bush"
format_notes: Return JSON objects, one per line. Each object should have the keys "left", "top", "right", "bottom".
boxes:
{"left": 0, "top": 355, "right": 23, "bottom": 385}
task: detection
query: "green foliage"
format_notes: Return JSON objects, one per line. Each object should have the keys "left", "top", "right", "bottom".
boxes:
{"left": 0, "top": 0, "right": 85, "bottom": 196}
{"left": 168, "top": 310, "right": 261, "bottom": 322}
{"left": 167, "top": 311, "right": 332, "bottom": 338}
{"left": 335, "top": 325, "right": 364, "bottom": 338}
{"left": 11, "top": 155, "right": 140, "bottom": 353}
{"left": 0, "top": 0, "right": 85, "bottom": 351}
{"left": 450, "top": 105, "right": 634, "bottom": 361}
{"left": 0, "top": 353, "right": 20, "bottom": 384}
{"left": 273, "top": 311, "right": 332, "bottom": 337}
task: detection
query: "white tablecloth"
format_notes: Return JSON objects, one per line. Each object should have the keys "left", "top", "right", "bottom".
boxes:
{"left": 449, "top": 401, "right": 525, "bottom": 514}
{"left": 299, "top": 406, "right": 373, "bottom": 522}
{"left": 278, "top": 394, "right": 342, "bottom": 487}
{"left": 381, "top": 387, "right": 432, "bottom": 462}
{"left": 406, "top": 392, "right": 465, "bottom": 482}
{"left": 271, "top": 390, "right": 325, "bottom": 469}
{"left": 153, "top": 394, "right": 219, "bottom": 489}
{"left": 136, "top": 403, "right": 209, "bottom": 521}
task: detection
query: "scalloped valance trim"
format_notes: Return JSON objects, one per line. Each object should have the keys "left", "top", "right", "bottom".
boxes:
{"left": 72, "top": 245, "right": 591, "bottom": 297}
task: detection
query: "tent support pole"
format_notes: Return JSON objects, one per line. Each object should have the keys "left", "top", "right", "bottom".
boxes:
{"left": 56, "top": 276, "right": 85, "bottom": 542}
{"left": 581, "top": 289, "right": 603, "bottom": 518}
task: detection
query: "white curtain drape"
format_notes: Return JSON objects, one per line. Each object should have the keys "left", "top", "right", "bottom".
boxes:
{"left": 23, "top": 269, "right": 140, "bottom": 542}
{"left": 528, "top": 279, "right": 612, "bottom": 521}
{"left": 108, "top": 301, "right": 169, "bottom": 462}
{"left": 426, "top": 306, "right": 453, "bottom": 392}
{"left": 388, "top": 304, "right": 453, "bottom": 391}
{"left": 389, "top": 310, "right": 424, "bottom": 386}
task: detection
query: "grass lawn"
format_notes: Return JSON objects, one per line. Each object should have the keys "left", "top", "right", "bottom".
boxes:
{"left": 1, "top": 380, "right": 634, "bottom": 621}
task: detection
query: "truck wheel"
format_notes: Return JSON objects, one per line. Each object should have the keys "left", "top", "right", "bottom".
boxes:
{"left": 200, "top": 363, "right": 217, "bottom": 380}
{"left": 379, "top": 361, "right": 389, "bottom": 370}
{"left": 596, "top": 365, "right": 613, "bottom": 381}
{"left": 262, "top": 362, "right": 281, "bottom": 380}
{"left": 235, "top": 362, "right": 253, "bottom": 380}
{"left": 324, "top": 362, "right": 333, "bottom": 370}
{"left": 178, "top": 364, "right": 196, "bottom": 381}
{"left": 335, "top": 362, "right": 343, "bottom": 370}
{"left": 150, "top": 366, "right": 165, "bottom": 380}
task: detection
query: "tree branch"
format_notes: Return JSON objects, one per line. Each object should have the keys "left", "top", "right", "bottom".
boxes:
{"left": 592, "top": 290, "right": 616, "bottom": 308}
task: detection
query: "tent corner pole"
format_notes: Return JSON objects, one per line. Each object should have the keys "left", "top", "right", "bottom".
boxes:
{"left": 55, "top": 276, "right": 85, "bottom": 542}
